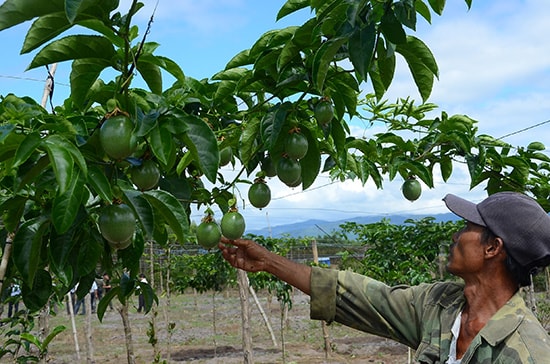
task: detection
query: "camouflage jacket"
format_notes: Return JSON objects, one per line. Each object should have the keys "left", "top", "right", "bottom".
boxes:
{"left": 309, "top": 267, "right": 550, "bottom": 363}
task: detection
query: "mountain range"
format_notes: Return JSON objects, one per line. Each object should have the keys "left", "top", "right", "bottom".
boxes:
{"left": 247, "top": 213, "right": 460, "bottom": 238}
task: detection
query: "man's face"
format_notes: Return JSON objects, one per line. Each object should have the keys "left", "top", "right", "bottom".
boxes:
{"left": 446, "top": 221, "right": 487, "bottom": 277}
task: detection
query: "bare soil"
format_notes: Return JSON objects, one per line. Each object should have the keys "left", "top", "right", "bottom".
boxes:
{"left": 20, "top": 290, "right": 411, "bottom": 363}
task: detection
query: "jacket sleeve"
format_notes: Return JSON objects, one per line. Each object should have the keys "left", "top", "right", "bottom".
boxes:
{"left": 310, "top": 266, "right": 436, "bottom": 348}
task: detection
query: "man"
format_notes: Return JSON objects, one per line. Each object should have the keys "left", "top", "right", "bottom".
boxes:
{"left": 7, "top": 281, "right": 21, "bottom": 317}
{"left": 219, "top": 192, "right": 550, "bottom": 363}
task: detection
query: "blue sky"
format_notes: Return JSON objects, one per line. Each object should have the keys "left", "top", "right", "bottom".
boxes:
{"left": 1, "top": 1, "right": 550, "bottom": 231}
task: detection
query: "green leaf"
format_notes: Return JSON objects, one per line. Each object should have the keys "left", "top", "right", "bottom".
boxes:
{"left": 239, "top": 118, "right": 261, "bottom": 166}
{"left": 395, "top": 36, "right": 438, "bottom": 102}
{"left": 52, "top": 169, "right": 85, "bottom": 234}
{"left": 42, "top": 325, "right": 66, "bottom": 349}
{"left": 42, "top": 137, "right": 73, "bottom": 195}
{"left": 65, "top": 0, "right": 86, "bottom": 23}
{"left": 142, "top": 190, "right": 189, "bottom": 244}
{"left": 380, "top": 9, "right": 407, "bottom": 44}
{"left": 260, "top": 102, "right": 293, "bottom": 151}
{"left": 22, "top": 12, "right": 72, "bottom": 54}
{"left": 20, "top": 333, "right": 42, "bottom": 350}
{"left": 13, "top": 132, "right": 42, "bottom": 168}
{"left": 226, "top": 49, "right": 252, "bottom": 69}
{"left": 299, "top": 127, "right": 321, "bottom": 189}
{"left": 98, "top": 286, "right": 120, "bottom": 321}
{"left": 214, "top": 80, "right": 237, "bottom": 103}
{"left": 87, "top": 165, "right": 113, "bottom": 202}
{"left": 427, "top": 0, "right": 446, "bottom": 15}
{"left": 440, "top": 155, "right": 453, "bottom": 182}
{"left": 13, "top": 217, "right": 49, "bottom": 287}
{"left": 180, "top": 114, "right": 219, "bottom": 183}
{"left": 141, "top": 54, "right": 185, "bottom": 83}
{"left": 70, "top": 58, "right": 111, "bottom": 108}
{"left": 122, "top": 190, "right": 155, "bottom": 239}
{"left": 136, "top": 59, "right": 162, "bottom": 94}
{"left": 312, "top": 37, "right": 347, "bottom": 91}
{"left": 76, "top": 239, "right": 102, "bottom": 277}
{"left": 0, "top": 124, "right": 16, "bottom": 143}
{"left": 0, "top": 0, "right": 63, "bottom": 31}
{"left": 277, "top": 0, "right": 309, "bottom": 20}
{"left": 28, "top": 34, "right": 115, "bottom": 70}
{"left": 149, "top": 124, "right": 175, "bottom": 167}
{"left": 348, "top": 22, "right": 376, "bottom": 81}
{"left": 0, "top": 196, "right": 27, "bottom": 232}
{"left": 394, "top": 0, "right": 417, "bottom": 30}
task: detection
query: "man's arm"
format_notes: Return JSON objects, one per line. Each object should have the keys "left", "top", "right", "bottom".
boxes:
{"left": 219, "top": 237, "right": 312, "bottom": 295}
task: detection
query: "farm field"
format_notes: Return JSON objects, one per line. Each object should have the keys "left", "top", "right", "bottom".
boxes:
{"left": 32, "top": 289, "right": 410, "bottom": 363}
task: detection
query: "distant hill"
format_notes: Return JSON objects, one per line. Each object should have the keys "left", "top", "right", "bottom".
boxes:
{"left": 247, "top": 213, "right": 459, "bottom": 238}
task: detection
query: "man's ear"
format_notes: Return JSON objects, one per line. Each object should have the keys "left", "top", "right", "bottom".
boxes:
{"left": 485, "top": 236, "right": 505, "bottom": 259}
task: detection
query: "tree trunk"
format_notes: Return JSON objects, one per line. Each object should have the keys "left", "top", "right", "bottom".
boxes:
{"left": 67, "top": 293, "right": 81, "bottom": 361}
{"left": 38, "top": 301, "right": 50, "bottom": 363}
{"left": 84, "top": 293, "right": 95, "bottom": 364}
{"left": 0, "top": 232, "right": 14, "bottom": 295}
{"left": 119, "top": 301, "right": 135, "bottom": 364}
{"left": 237, "top": 269, "right": 254, "bottom": 363}
{"left": 148, "top": 241, "right": 160, "bottom": 361}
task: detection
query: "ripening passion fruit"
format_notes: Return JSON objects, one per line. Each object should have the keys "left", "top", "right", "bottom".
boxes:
{"left": 221, "top": 210, "right": 246, "bottom": 240}
{"left": 196, "top": 221, "right": 222, "bottom": 249}
{"left": 98, "top": 204, "right": 136, "bottom": 248}
{"left": 402, "top": 178, "right": 422, "bottom": 202}
{"left": 99, "top": 115, "right": 138, "bottom": 160}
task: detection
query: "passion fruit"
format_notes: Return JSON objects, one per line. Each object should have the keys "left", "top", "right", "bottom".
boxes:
{"left": 98, "top": 204, "right": 136, "bottom": 247}
{"left": 221, "top": 210, "right": 246, "bottom": 240}
{"left": 285, "top": 132, "right": 308, "bottom": 160}
{"left": 131, "top": 159, "right": 160, "bottom": 191}
{"left": 196, "top": 221, "right": 222, "bottom": 249}
{"left": 219, "top": 146, "right": 233, "bottom": 166}
{"left": 314, "top": 99, "right": 334, "bottom": 125}
{"left": 402, "top": 178, "right": 422, "bottom": 202}
{"left": 99, "top": 115, "right": 137, "bottom": 160}
{"left": 248, "top": 180, "right": 271, "bottom": 208}
{"left": 277, "top": 157, "right": 301, "bottom": 186}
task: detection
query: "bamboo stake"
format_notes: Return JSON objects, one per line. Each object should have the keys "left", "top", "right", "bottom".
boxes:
{"left": 312, "top": 240, "right": 331, "bottom": 358}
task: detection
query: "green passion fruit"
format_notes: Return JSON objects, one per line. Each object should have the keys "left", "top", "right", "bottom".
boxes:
{"left": 196, "top": 221, "right": 222, "bottom": 249}
{"left": 131, "top": 159, "right": 161, "bottom": 191}
{"left": 98, "top": 204, "right": 136, "bottom": 247}
{"left": 314, "top": 100, "right": 334, "bottom": 125}
{"left": 261, "top": 155, "right": 277, "bottom": 177}
{"left": 248, "top": 181, "right": 271, "bottom": 208}
{"left": 221, "top": 210, "right": 246, "bottom": 240}
{"left": 277, "top": 157, "right": 301, "bottom": 186}
{"left": 219, "top": 146, "right": 233, "bottom": 166}
{"left": 402, "top": 178, "right": 422, "bottom": 202}
{"left": 285, "top": 132, "right": 308, "bottom": 160}
{"left": 99, "top": 115, "right": 138, "bottom": 160}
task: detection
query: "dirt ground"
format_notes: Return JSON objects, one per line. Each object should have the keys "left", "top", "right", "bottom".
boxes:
{"left": 8, "top": 290, "right": 412, "bottom": 363}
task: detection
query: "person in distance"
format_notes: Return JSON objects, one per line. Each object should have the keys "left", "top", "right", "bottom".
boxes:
{"left": 219, "top": 191, "right": 550, "bottom": 363}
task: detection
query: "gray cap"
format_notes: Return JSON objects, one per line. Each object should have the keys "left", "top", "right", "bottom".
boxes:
{"left": 443, "top": 192, "right": 550, "bottom": 270}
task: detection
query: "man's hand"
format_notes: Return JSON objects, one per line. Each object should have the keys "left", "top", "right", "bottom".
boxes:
{"left": 219, "top": 237, "right": 269, "bottom": 272}
{"left": 219, "top": 236, "right": 312, "bottom": 295}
